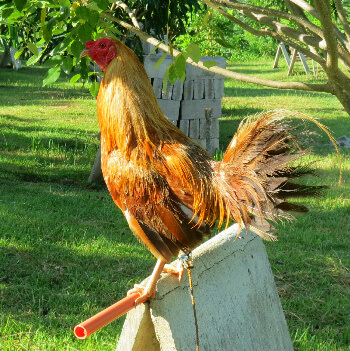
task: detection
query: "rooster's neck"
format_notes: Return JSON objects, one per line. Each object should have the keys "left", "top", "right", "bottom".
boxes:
{"left": 97, "top": 46, "right": 182, "bottom": 156}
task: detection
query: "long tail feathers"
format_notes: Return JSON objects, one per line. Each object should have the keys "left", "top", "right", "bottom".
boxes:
{"left": 213, "top": 110, "right": 339, "bottom": 241}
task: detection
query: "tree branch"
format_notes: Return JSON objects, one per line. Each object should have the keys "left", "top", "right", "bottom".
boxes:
{"left": 209, "top": 0, "right": 324, "bottom": 38}
{"left": 202, "top": 2, "right": 272, "bottom": 38}
{"left": 202, "top": 0, "right": 326, "bottom": 67}
{"left": 288, "top": 0, "right": 320, "bottom": 19}
{"left": 214, "top": 0, "right": 350, "bottom": 61}
{"left": 289, "top": 0, "right": 349, "bottom": 52}
{"left": 114, "top": 1, "right": 141, "bottom": 29}
{"left": 208, "top": 0, "right": 330, "bottom": 57}
{"left": 332, "top": 0, "right": 350, "bottom": 48}
{"left": 202, "top": 1, "right": 323, "bottom": 66}
{"left": 283, "top": 0, "right": 323, "bottom": 61}
{"left": 244, "top": 11, "right": 325, "bottom": 51}
{"left": 208, "top": 0, "right": 350, "bottom": 80}
{"left": 313, "top": 0, "right": 339, "bottom": 76}
{"left": 100, "top": 11, "right": 334, "bottom": 94}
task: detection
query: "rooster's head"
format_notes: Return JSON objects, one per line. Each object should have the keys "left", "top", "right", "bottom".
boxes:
{"left": 80, "top": 38, "right": 117, "bottom": 71}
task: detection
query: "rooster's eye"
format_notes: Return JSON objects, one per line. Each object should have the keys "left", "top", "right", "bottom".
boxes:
{"left": 100, "top": 42, "right": 106, "bottom": 48}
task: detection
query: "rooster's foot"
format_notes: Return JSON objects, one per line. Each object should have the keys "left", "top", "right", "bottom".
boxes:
{"left": 127, "top": 259, "right": 166, "bottom": 305}
{"left": 163, "top": 263, "right": 185, "bottom": 282}
{"left": 127, "top": 284, "right": 155, "bottom": 305}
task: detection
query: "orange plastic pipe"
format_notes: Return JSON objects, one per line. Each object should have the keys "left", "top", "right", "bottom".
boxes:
{"left": 74, "top": 292, "right": 149, "bottom": 339}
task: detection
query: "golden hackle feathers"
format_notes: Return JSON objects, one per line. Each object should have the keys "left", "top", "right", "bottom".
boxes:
{"left": 96, "top": 38, "right": 331, "bottom": 261}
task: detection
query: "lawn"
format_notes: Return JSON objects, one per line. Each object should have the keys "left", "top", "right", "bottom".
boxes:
{"left": 0, "top": 58, "right": 349, "bottom": 350}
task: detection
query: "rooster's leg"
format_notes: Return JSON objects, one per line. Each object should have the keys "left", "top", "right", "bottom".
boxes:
{"left": 127, "top": 258, "right": 166, "bottom": 305}
{"left": 162, "top": 250, "right": 192, "bottom": 281}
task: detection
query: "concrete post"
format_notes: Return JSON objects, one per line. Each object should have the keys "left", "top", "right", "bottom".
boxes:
{"left": 116, "top": 224, "right": 294, "bottom": 351}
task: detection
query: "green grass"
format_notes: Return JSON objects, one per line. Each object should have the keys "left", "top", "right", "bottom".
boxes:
{"left": 0, "top": 66, "right": 156, "bottom": 350}
{"left": 222, "top": 61, "right": 350, "bottom": 351}
{"left": 1, "top": 60, "right": 350, "bottom": 350}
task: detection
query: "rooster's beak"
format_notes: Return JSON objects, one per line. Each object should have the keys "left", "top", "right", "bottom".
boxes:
{"left": 80, "top": 48, "right": 90, "bottom": 58}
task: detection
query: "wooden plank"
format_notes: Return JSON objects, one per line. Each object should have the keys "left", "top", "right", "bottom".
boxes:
{"left": 298, "top": 52, "right": 311, "bottom": 74}
{"left": 273, "top": 44, "right": 282, "bottom": 68}
{"left": 280, "top": 43, "right": 291, "bottom": 66}
{"left": 287, "top": 49, "right": 297, "bottom": 76}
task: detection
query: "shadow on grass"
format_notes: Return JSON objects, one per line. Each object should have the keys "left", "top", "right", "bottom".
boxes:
{"left": 0, "top": 85, "right": 91, "bottom": 106}
{"left": 0, "top": 66, "right": 91, "bottom": 107}
{"left": 0, "top": 114, "right": 100, "bottom": 185}
{"left": 0, "top": 180, "right": 155, "bottom": 343}
{"left": 2, "top": 114, "right": 47, "bottom": 123}
{"left": 224, "top": 85, "right": 330, "bottom": 98}
{"left": 221, "top": 107, "right": 262, "bottom": 123}
{"left": 1, "top": 116, "right": 98, "bottom": 150}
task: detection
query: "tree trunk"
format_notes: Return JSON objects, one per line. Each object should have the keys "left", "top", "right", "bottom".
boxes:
{"left": 333, "top": 90, "right": 350, "bottom": 116}
{"left": 88, "top": 143, "right": 104, "bottom": 184}
{"left": 0, "top": 48, "right": 11, "bottom": 68}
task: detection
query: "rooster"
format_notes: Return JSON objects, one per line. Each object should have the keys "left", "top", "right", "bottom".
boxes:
{"left": 80, "top": 38, "right": 323, "bottom": 303}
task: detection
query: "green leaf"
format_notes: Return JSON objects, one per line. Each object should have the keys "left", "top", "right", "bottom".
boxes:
{"left": 87, "top": 2, "right": 101, "bottom": 12}
{"left": 92, "top": 0, "right": 110, "bottom": 10}
{"left": 14, "top": 48, "right": 24, "bottom": 60}
{"left": 89, "top": 81, "right": 100, "bottom": 97}
{"left": 203, "top": 60, "right": 217, "bottom": 69}
{"left": 14, "top": 0, "right": 27, "bottom": 12}
{"left": 43, "top": 67, "right": 61, "bottom": 86}
{"left": 79, "top": 57, "right": 88, "bottom": 81}
{"left": 40, "top": 7, "right": 46, "bottom": 25}
{"left": 87, "top": 10, "right": 99, "bottom": 27}
{"left": 2, "top": 9, "right": 22, "bottom": 24}
{"left": 27, "top": 42, "right": 38, "bottom": 56}
{"left": 147, "top": 42, "right": 162, "bottom": 57}
{"left": 52, "top": 36, "right": 72, "bottom": 55}
{"left": 214, "top": 37, "right": 235, "bottom": 49}
{"left": 70, "top": 74, "right": 81, "bottom": 83}
{"left": 168, "top": 64, "right": 178, "bottom": 85}
{"left": 185, "top": 43, "right": 201, "bottom": 63}
{"left": 203, "top": 10, "right": 211, "bottom": 27}
{"left": 58, "top": 6, "right": 70, "bottom": 21}
{"left": 174, "top": 54, "right": 186, "bottom": 80}
{"left": 58, "top": 0, "right": 71, "bottom": 6}
{"left": 154, "top": 53, "right": 167, "bottom": 72}
{"left": 78, "top": 24, "right": 93, "bottom": 43}
{"left": 70, "top": 39, "right": 85, "bottom": 58}
{"left": 75, "top": 6, "right": 99, "bottom": 27}
{"left": 105, "top": 28, "right": 123, "bottom": 37}
{"left": 61, "top": 56, "right": 73, "bottom": 74}
{"left": 42, "top": 56, "right": 62, "bottom": 67}
{"left": 75, "top": 6, "right": 90, "bottom": 21}
{"left": 26, "top": 54, "right": 40, "bottom": 66}
{"left": 42, "top": 25, "right": 52, "bottom": 42}
{"left": 2, "top": 8, "right": 14, "bottom": 19}
{"left": 47, "top": 18, "right": 56, "bottom": 32}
